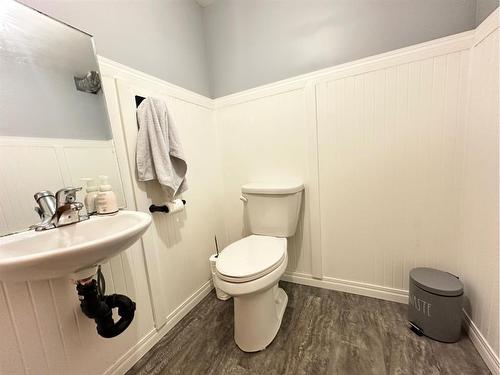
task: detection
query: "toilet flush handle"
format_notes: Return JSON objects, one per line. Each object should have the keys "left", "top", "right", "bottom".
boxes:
{"left": 239, "top": 195, "right": 248, "bottom": 203}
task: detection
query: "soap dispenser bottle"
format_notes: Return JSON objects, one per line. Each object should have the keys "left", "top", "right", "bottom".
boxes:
{"left": 81, "top": 178, "right": 99, "bottom": 215}
{"left": 96, "top": 175, "right": 118, "bottom": 215}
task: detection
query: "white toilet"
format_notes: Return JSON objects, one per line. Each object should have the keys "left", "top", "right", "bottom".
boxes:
{"left": 215, "top": 181, "right": 304, "bottom": 352}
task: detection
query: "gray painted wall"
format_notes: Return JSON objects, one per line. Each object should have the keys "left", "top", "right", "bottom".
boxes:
{"left": 203, "top": 0, "right": 478, "bottom": 97}
{"left": 20, "top": 0, "right": 211, "bottom": 97}
{"left": 14, "top": 0, "right": 496, "bottom": 99}
{"left": 476, "top": 0, "right": 499, "bottom": 25}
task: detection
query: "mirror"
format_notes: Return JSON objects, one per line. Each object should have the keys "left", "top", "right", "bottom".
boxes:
{"left": 0, "top": 1, "right": 125, "bottom": 235}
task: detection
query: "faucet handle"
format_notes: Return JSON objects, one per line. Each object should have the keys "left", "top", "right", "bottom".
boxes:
{"left": 33, "top": 190, "right": 56, "bottom": 219}
{"left": 55, "top": 187, "right": 82, "bottom": 206}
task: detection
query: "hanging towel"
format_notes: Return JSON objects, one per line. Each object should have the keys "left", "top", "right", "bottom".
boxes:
{"left": 136, "top": 97, "right": 188, "bottom": 199}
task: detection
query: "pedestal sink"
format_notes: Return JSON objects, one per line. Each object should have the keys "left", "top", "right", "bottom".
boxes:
{"left": 0, "top": 210, "right": 151, "bottom": 282}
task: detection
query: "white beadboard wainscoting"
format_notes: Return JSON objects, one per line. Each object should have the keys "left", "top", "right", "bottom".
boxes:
{"left": 214, "top": 31, "right": 474, "bottom": 284}
{"left": 99, "top": 57, "right": 226, "bottom": 333}
{"left": 214, "top": 9, "right": 499, "bottom": 374}
{"left": 315, "top": 48, "right": 468, "bottom": 291}
{"left": 0, "top": 91, "right": 154, "bottom": 374}
{"left": 98, "top": 58, "right": 228, "bottom": 374}
{"left": 0, "top": 10, "right": 498, "bottom": 375}
{"left": 214, "top": 28, "right": 474, "bottom": 284}
{"left": 0, "top": 60, "right": 224, "bottom": 375}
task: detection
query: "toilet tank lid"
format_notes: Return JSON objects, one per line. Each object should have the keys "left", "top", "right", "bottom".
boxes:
{"left": 242, "top": 181, "right": 304, "bottom": 195}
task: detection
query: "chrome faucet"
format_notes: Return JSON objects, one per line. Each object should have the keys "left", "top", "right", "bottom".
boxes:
{"left": 32, "top": 187, "right": 85, "bottom": 231}
{"left": 33, "top": 191, "right": 56, "bottom": 230}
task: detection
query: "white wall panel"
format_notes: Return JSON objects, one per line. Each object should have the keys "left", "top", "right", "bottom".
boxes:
{"left": 459, "top": 18, "right": 499, "bottom": 364}
{"left": 316, "top": 50, "right": 468, "bottom": 290}
{"left": 216, "top": 88, "right": 313, "bottom": 276}
{"left": 109, "top": 60, "right": 226, "bottom": 331}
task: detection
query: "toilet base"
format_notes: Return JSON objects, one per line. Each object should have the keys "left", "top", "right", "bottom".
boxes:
{"left": 234, "top": 284, "right": 288, "bottom": 352}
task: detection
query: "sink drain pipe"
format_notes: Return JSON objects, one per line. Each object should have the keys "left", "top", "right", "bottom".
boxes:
{"left": 75, "top": 266, "right": 136, "bottom": 338}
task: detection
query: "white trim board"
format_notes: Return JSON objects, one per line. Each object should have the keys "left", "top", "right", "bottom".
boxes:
{"left": 98, "top": 56, "right": 213, "bottom": 110}
{"left": 304, "top": 83, "right": 323, "bottom": 279}
{"left": 463, "top": 312, "right": 500, "bottom": 375}
{"left": 473, "top": 8, "right": 499, "bottom": 47}
{"left": 0, "top": 135, "right": 114, "bottom": 148}
{"left": 104, "top": 280, "right": 214, "bottom": 375}
{"left": 282, "top": 272, "right": 408, "bottom": 304}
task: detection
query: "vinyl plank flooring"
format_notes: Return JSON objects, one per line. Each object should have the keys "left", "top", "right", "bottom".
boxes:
{"left": 127, "top": 282, "right": 490, "bottom": 375}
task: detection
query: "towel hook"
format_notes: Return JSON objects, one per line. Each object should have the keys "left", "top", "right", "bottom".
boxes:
{"left": 135, "top": 95, "right": 147, "bottom": 130}
{"left": 135, "top": 95, "right": 146, "bottom": 108}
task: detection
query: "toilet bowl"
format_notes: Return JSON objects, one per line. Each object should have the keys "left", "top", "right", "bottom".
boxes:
{"left": 215, "top": 235, "right": 289, "bottom": 352}
{"left": 214, "top": 181, "right": 304, "bottom": 352}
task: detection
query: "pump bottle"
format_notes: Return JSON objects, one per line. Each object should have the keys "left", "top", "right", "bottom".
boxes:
{"left": 96, "top": 175, "right": 118, "bottom": 214}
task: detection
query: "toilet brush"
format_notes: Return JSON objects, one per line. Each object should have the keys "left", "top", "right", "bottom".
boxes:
{"left": 214, "top": 235, "right": 220, "bottom": 258}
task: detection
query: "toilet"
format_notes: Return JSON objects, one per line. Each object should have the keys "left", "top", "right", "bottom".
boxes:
{"left": 215, "top": 181, "right": 304, "bottom": 352}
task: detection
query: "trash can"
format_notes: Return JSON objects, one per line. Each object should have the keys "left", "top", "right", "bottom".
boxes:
{"left": 408, "top": 267, "right": 464, "bottom": 343}
{"left": 209, "top": 254, "right": 231, "bottom": 301}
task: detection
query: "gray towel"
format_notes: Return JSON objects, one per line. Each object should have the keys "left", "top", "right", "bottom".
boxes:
{"left": 136, "top": 97, "right": 188, "bottom": 199}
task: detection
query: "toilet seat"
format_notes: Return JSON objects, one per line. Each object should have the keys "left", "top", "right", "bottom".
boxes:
{"left": 216, "top": 235, "right": 286, "bottom": 283}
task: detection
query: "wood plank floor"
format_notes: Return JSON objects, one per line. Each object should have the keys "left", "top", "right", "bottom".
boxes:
{"left": 127, "top": 282, "right": 490, "bottom": 375}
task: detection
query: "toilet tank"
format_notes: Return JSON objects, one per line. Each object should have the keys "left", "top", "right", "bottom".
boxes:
{"left": 241, "top": 181, "right": 304, "bottom": 237}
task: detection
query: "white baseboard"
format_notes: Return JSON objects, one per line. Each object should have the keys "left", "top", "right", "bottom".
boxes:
{"left": 282, "top": 272, "right": 499, "bottom": 374}
{"left": 105, "top": 279, "right": 214, "bottom": 375}
{"left": 463, "top": 311, "right": 500, "bottom": 375}
{"left": 103, "top": 328, "right": 157, "bottom": 375}
{"left": 159, "top": 279, "right": 215, "bottom": 333}
{"left": 282, "top": 272, "right": 408, "bottom": 304}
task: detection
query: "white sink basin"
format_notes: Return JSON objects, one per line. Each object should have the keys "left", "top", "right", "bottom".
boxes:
{"left": 0, "top": 210, "right": 151, "bottom": 282}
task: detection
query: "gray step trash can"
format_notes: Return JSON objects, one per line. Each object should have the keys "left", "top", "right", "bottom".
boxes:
{"left": 408, "top": 267, "right": 464, "bottom": 343}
